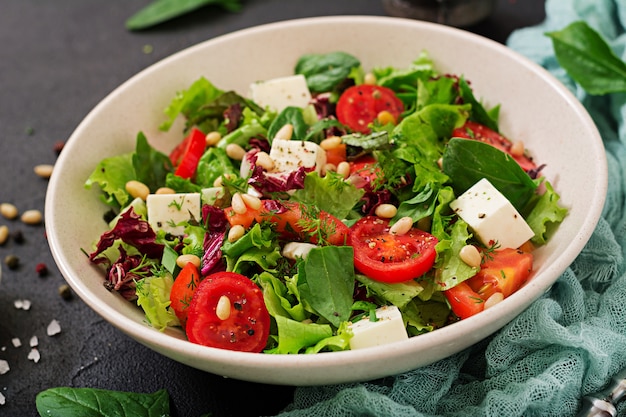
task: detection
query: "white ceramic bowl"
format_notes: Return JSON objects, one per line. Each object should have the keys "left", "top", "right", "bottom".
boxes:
{"left": 45, "top": 16, "right": 607, "bottom": 386}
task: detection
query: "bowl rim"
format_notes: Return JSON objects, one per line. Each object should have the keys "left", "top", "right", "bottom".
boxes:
{"left": 45, "top": 15, "right": 608, "bottom": 385}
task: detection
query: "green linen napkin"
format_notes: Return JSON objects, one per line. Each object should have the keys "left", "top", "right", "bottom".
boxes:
{"left": 275, "top": 1, "right": 626, "bottom": 416}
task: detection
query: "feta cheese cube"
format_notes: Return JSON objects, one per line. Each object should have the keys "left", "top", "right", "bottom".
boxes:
{"left": 348, "top": 305, "right": 408, "bottom": 350}
{"left": 268, "top": 138, "right": 327, "bottom": 175}
{"left": 146, "top": 193, "right": 201, "bottom": 236}
{"left": 249, "top": 74, "right": 312, "bottom": 112}
{"left": 449, "top": 178, "right": 535, "bottom": 249}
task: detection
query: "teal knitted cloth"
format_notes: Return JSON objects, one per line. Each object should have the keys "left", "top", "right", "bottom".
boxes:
{"left": 275, "top": 1, "right": 626, "bottom": 416}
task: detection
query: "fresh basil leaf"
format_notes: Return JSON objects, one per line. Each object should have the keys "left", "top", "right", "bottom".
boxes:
{"left": 546, "top": 21, "right": 626, "bottom": 95}
{"left": 36, "top": 387, "right": 170, "bottom": 417}
{"left": 126, "top": 0, "right": 242, "bottom": 31}
{"left": 297, "top": 246, "right": 355, "bottom": 328}
{"left": 295, "top": 52, "right": 361, "bottom": 93}
{"left": 442, "top": 138, "right": 537, "bottom": 212}
{"left": 133, "top": 132, "right": 172, "bottom": 192}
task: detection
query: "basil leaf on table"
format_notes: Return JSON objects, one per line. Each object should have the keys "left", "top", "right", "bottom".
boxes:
{"left": 442, "top": 138, "right": 537, "bottom": 212}
{"left": 35, "top": 387, "right": 170, "bottom": 417}
{"left": 546, "top": 21, "right": 626, "bottom": 95}
{"left": 126, "top": 0, "right": 242, "bottom": 31}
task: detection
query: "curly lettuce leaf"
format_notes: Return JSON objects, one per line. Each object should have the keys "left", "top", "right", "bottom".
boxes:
{"left": 526, "top": 181, "right": 568, "bottom": 245}
{"left": 135, "top": 273, "right": 179, "bottom": 331}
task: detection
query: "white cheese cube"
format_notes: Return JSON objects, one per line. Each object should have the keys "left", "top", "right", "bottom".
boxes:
{"left": 249, "top": 74, "right": 312, "bottom": 112}
{"left": 146, "top": 193, "right": 201, "bottom": 236}
{"left": 449, "top": 178, "right": 535, "bottom": 249}
{"left": 269, "top": 138, "right": 327, "bottom": 175}
{"left": 348, "top": 305, "right": 408, "bottom": 350}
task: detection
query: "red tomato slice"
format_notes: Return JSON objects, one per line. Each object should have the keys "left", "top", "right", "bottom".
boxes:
{"left": 451, "top": 121, "right": 537, "bottom": 172}
{"left": 169, "top": 262, "right": 201, "bottom": 329}
{"left": 325, "top": 143, "right": 347, "bottom": 167}
{"left": 443, "top": 282, "right": 485, "bottom": 320}
{"left": 169, "top": 127, "right": 206, "bottom": 179}
{"left": 224, "top": 200, "right": 349, "bottom": 246}
{"left": 348, "top": 216, "right": 438, "bottom": 283}
{"left": 336, "top": 85, "right": 404, "bottom": 134}
{"left": 349, "top": 155, "right": 381, "bottom": 189}
{"left": 444, "top": 248, "right": 533, "bottom": 320}
{"left": 466, "top": 248, "right": 533, "bottom": 299}
{"left": 185, "top": 271, "right": 270, "bottom": 353}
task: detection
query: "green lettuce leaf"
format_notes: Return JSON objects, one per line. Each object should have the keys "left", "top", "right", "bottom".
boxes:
{"left": 526, "top": 181, "right": 568, "bottom": 245}
{"left": 135, "top": 274, "right": 179, "bottom": 331}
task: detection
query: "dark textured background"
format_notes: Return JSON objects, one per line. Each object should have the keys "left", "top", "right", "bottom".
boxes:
{"left": 0, "top": 1, "right": 545, "bottom": 415}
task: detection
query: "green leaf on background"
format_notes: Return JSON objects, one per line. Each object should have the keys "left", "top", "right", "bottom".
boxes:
{"left": 126, "top": 0, "right": 242, "bottom": 31}
{"left": 546, "top": 21, "right": 626, "bottom": 95}
{"left": 36, "top": 387, "right": 170, "bottom": 417}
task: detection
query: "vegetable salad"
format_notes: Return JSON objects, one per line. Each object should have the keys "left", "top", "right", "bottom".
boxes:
{"left": 85, "top": 51, "right": 567, "bottom": 354}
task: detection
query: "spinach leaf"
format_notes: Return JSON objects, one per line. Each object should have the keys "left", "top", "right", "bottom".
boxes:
{"left": 442, "top": 138, "right": 537, "bottom": 212}
{"left": 36, "top": 387, "right": 170, "bottom": 417}
{"left": 126, "top": 0, "right": 242, "bottom": 31}
{"left": 297, "top": 246, "right": 355, "bottom": 328}
{"left": 295, "top": 52, "right": 361, "bottom": 93}
{"left": 546, "top": 21, "right": 626, "bottom": 95}
{"left": 458, "top": 77, "right": 499, "bottom": 132}
{"left": 267, "top": 106, "right": 308, "bottom": 141}
{"left": 133, "top": 132, "right": 173, "bottom": 192}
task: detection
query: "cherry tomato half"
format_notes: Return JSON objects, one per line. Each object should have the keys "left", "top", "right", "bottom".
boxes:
{"left": 336, "top": 85, "right": 404, "bottom": 134}
{"left": 169, "top": 262, "right": 201, "bottom": 329}
{"left": 451, "top": 121, "right": 537, "bottom": 172}
{"left": 224, "top": 200, "right": 350, "bottom": 246}
{"left": 444, "top": 248, "right": 533, "bottom": 320}
{"left": 169, "top": 127, "right": 207, "bottom": 179}
{"left": 185, "top": 271, "right": 270, "bottom": 353}
{"left": 348, "top": 216, "right": 438, "bottom": 283}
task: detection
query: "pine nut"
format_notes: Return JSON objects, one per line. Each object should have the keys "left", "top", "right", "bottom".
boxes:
{"left": 228, "top": 224, "right": 246, "bottom": 242}
{"left": 336, "top": 161, "right": 350, "bottom": 179}
{"left": 0, "top": 225, "right": 9, "bottom": 245}
{"left": 437, "top": 158, "right": 443, "bottom": 169}
{"left": 364, "top": 72, "right": 377, "bottom": 85}
{"left": 0, "top": 203, "right": 18, "bottom": 220}
{"left": 216, "top": 295, "right": 231, "bottom": 320}
{"left": 375, "top": 203, "right": 398, "bottom": 219}
{"left": 231, "top": 193, "right": 247, "bottom": 215}
{"left": 241, "top": 193, "right": 262, "bottom": 211}
{"left": 484, "top": 292, "right": 504, "bottom": 310}
{"left": 510, "top": 140, "right": 525, "bottom": 157}
{"left": 21, "top": 209, "right": 43, "bottom": 225}
{"left": 176, "top": 254, "right": 201, "bottom": 269}
{"left": 205, "top": 131, "right": 222, "bottom": 147}
{"left": 459, "top": 245, "right": 482, "bottom": 268}
{"left": 274, "top": 124, "right": 293, "bottom": 140}
{"left": 225, "top": 143, "right": 246, "bottom": 161}
{"left": 155, "top": 187, "right": 175, "bottom": 195}
{"left": 34, "top": 164, "right": 54, "bottom": 179}
{"left": 389, "top": 216, "right": 413, "bottom": 235}
{"left": 320, "top": 136, "right": 342, "bottom": 150}
{"left": 125, "top": 180, "right": 150, "bottom": 201}
{"left": 255, "top": 151, "right": 275, "bottom": 171}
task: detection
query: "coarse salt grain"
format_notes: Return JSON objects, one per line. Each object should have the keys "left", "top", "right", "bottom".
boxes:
{"left": 13, "top": 299, "right": 31, "bottom": 310}
{"left": 29, "top": 336, "right": 38, "bottom": 348}
{"left": 0, "top": 392, "right": 5, "bottom": 405}
{"left": 27, "top": 348, "right": 40, "bottom": 363}
{"left": 0, "top": 360, "right": 9, "bottom": 374}
{"left": 47, "top": 320, "right": 61, "bottom": 336}
{"left": 11, "top": 338, "right": 20, "bottom": 348}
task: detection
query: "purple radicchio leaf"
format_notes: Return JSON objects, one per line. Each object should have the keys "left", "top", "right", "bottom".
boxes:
{"left": 201, "top": 204, "right": 227, "bottom": 276}
{"left": 103, "top": 246, "right": 151, "bottom": 301}
{"left": 89, "top": 207, "right": 164, "bottom": 263}
{"left": 248, "top": 164, "right": 308, "bottom": 194}
{"left": 359, "top": 189, "right": 393, "bottom": 216}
